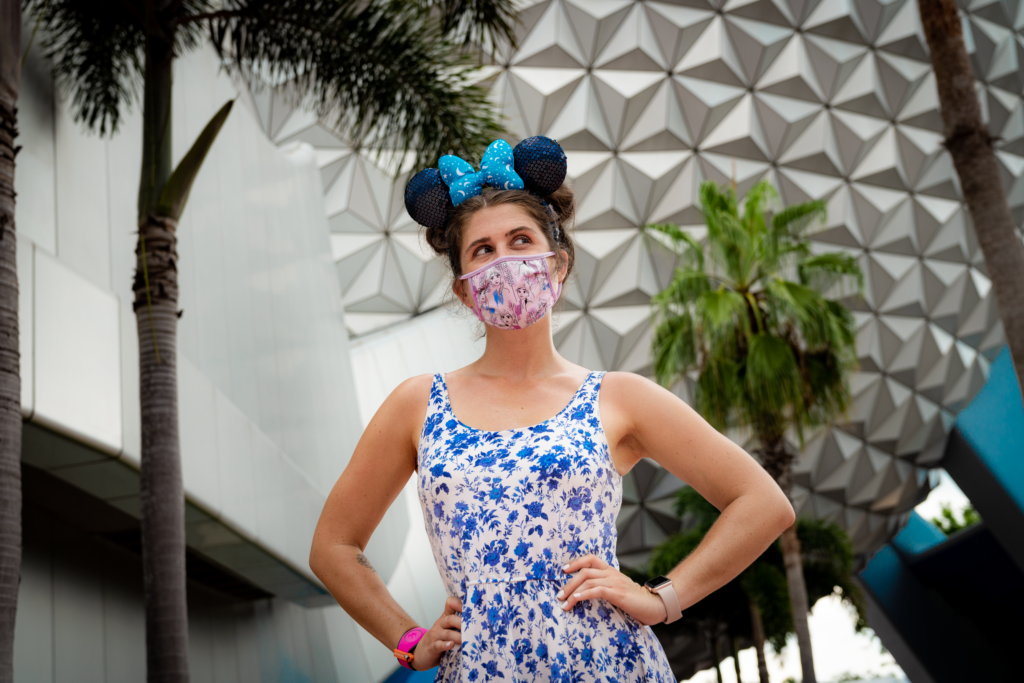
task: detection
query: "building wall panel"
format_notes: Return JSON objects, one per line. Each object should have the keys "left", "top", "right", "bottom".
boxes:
{"left": 178, "top": 357, "right": 223, "bottom": 516}
{"left": 215, "top": 390, "right": 259, "bottom": 534}
{"left": 33, "top": 249, "right": 122, "bottom": 454}
{"left": 102, "top": 558, "right": 146, "bottom": 683}
{"left": 13, "top": 513, "right": 54, "bottom": 683}
{"left": 52, "top": 523, "right": 106, "bottom": 683}
{"left": 15, "top": 506, "right": 341, "bottom": 683}
{"left": 19, "top": 239, "right": 33, "bottom": 416}
{"left": 53, "top": 94, "right": 111, "bottom": 291}
{"left": 15, "top": 45, "right": 57, "bottom": 254}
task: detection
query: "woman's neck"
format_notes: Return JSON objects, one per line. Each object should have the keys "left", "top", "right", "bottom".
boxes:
{"left": 470, "top": 317, "right": 568, "bottom": 382}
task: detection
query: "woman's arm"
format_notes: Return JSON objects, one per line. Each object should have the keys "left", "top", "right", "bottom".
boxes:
{"left": 309, "top": 375, "right": 462, "bottom": 669}
{"left": 558, "top": 371, "right": 794, "bottom": 622}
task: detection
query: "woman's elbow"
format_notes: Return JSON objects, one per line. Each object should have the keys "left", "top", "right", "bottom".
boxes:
{"left": 309, "top": 546, "right": 323, "bottom": 579}
{"left": 776, "top": 492, "right": 796, "bottom": 532}
{"left": 308, "top": 533, "right": 330, "bottom": 580}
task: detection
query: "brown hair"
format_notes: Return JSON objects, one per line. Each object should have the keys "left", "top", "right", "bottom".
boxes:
{"left": 423, "top": 183, "right": 576, "bottom": 281}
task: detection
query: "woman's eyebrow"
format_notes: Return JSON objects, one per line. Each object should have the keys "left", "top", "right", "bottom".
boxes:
{"left": 464, "top": 225, "right": 537, "bottom": 256}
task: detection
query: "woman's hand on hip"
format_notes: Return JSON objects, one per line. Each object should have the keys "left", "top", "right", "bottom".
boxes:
{"left": 412, "top": 596, "right": 463, "bottom": 671}
{"left": 558, "top": 555, "right": 667, "bottom": 626}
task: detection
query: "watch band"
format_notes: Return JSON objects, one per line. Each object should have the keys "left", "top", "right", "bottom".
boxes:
{"left": 394, "top": 627, "right": 427, "bottom": 670}
{"left": 645, "top": 578, "right": 683, "bottom": 624}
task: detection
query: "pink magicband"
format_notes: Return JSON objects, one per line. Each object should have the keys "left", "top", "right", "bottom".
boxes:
{"left": 394, "top": 627, "right": 427, "bottom": 669}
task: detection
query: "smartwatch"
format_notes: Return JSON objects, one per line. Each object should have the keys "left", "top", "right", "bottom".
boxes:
{"left": 644, "top": 575, "right": 682, "bottom": 624}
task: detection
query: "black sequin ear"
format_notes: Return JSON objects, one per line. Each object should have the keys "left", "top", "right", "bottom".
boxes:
{"left": 513, "top": 136, "right": 567, "bottom": 196}
{"left": 405, "top": 168, "right": 454, "bottom": 230}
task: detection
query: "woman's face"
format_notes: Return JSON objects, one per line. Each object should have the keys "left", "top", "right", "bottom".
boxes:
{"left": 456, "top": 204, "right": 564, "bottom": 307}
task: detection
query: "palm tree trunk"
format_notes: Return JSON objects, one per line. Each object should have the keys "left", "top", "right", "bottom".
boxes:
{"left": 748, "top": 597, "right": 770, "bottom": 683}
{"left": 731, "top": 636, "right": 742, "bottom": 683}
{"left": 712, "top": 631, "right": 724, "bottom": 683}
{"left": 136, "top": 19, "right": 189, "bottom": 683}
{"left": 0, "top": 2, "right": 21, "bottom": 681}
{"left": 917, "top": 0, "right": 1024, "bottom": 390}
{"left": 136, "top": 214, "right": 187, "bottom": 683}
{"left": 780, "top": 525, "right": 814, "bottom": 683}
{"left": 760, "top": 442, "right": 815, "bottom": 683}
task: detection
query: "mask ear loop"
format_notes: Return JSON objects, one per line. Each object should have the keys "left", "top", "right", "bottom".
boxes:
{"left": 538, "top": 252, "right": 561, "bottom": 304}
{"left": 544, "top": 202, "right": 563, "bottom": 302}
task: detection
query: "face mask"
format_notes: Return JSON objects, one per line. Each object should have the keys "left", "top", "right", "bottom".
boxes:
{"left": 460, "top": 252, "right": 562, "bottom": 330}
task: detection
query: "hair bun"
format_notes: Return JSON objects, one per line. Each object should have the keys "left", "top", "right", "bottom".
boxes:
{"left": 513, "top": 137, "right": 567, "bottom": 196}
{"left": 405, "top": 168, "right": 454, "bottom": 231}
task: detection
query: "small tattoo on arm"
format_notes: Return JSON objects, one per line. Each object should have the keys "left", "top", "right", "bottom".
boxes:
{"left": 356, "top": 552, "right": 377, "bottom": 574}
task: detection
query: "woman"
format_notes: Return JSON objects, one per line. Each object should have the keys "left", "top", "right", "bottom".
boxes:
{"left": 309, "top": 137, "right": 794, "bottom": 681}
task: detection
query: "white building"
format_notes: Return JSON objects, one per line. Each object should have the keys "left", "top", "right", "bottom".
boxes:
{"left": 13, "top": 39, "right": 465, "bottom": 683}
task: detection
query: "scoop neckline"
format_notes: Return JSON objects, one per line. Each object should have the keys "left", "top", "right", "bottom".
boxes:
{"left": 438, "top": 372, "right": 597, "bottom": 434}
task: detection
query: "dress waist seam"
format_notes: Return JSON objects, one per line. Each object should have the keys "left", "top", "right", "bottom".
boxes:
{"left": 463, "top": 574, "right": 563, "bottom": 587}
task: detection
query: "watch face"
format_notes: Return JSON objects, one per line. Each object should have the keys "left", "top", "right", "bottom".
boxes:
{"left": 645, "top": 575, "right": 671, "bottom": 590}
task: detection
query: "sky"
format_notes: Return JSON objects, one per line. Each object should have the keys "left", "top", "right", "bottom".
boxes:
{"left": 683, "top": 470, "right": 972, "bottom": 682}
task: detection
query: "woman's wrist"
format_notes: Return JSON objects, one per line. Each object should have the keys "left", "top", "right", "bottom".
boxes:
{"left": 394, "top": 626, "right": 427, "bottom": 670}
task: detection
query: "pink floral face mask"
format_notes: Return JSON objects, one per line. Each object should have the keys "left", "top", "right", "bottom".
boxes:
{"left": 460, "top": 252, "right": 561, "bottom": 330}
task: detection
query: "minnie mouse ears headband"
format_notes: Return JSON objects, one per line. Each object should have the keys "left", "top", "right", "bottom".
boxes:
{"left": 404, "top": 136, "right": 568, "bottom": 231}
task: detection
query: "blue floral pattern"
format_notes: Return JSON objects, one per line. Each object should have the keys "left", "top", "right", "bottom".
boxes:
{"left": 417, "top": 373, "right": 675, "bottom": 682}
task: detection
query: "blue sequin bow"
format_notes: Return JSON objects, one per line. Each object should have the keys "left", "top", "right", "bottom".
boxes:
{"left": 439, "top": 140, "right": 524, "bottom": 205}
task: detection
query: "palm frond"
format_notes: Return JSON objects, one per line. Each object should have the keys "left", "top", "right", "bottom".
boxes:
{"left": 741, "top": 179, "right": 777, "bottom": 236}
{"left": 649, "top": 528, "right": 704, "bottom": 577}
{"left": 429, "top": 0, "right": 518, "bottom": 53}
{"left": 651, "top": 267, "right": 712, "bottom": 309}
{"left": 204, "top": 0, "right": 504, "bottom": 171}
{"left": 770, "top": 199, "right": 827, "bottom": 238}
{"left": 744, "top": 333, "right": 803, "bottom": 424}
{"left": 798, "top": 252, "right": 864, "bottom": 296}
{"left": 652, "top": 311, "right": 697, "bottom": 388}
{"left": 695, "top": 354, "right": 741, "bottom": 431}
{"left": 24, "top": 0, "right": 152, "bottom": 134}
{"left": 701, "top": 181, "right": 760, "bottom": 286}
{"left": 695, "top": 287, "right": 749, "bottom": 345}
{"left": 741, "top": 560, "right": 793, "bottom": 652}
{"left": 646, "top": 223, "right": 705, "bottom": 271}
{"left": 699, "top": 178, "right": 737, "bottom": 217}
{"left": 764, "top": 278, "right": 835, "bottom": 349}
{"left": 672, "top": 486, "right": 720, "bottom": 527}
{"left": 802, "top": 349, "right": 853, "bottom": 425}
{"left": 762, "top": 199, "right": 825, "bottom": 275}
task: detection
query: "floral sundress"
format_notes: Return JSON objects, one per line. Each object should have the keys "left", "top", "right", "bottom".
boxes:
{"left": 416, "top": 372, "right": 676, "bottom": 682}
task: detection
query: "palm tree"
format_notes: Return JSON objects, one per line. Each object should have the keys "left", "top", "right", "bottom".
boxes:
{"left": 916, "top": 0, "right": 1024, "bottom": 393}
{"left": 649, "top": 488, "right": 866, "bottom": 683}
{"left": 23, "top": 1, "right": 515, "bottom": 680}
{"left": 0, "top": 2, "right": 22, "bottom": 681}
{"left": 647, "top": 179, "right": 863, "bottom": 683}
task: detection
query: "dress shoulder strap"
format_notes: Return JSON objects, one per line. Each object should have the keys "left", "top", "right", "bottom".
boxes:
{"left": 583, "top": 371, "right": 607, "bottom": 398}
{"left": 557, "top": 371, "right": 606, "bottom": 425}
{"left": 419, "top": 374, "right": 451, "bottom": 445}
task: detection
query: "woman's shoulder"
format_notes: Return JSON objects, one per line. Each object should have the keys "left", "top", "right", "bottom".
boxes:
{"left": 596, "top": 371, "right": 680, "bottom": 417}
{"left": 597, "top": 370, "right": 659, "bottom": 394}
{"left": 369, "top": 374, "right": 434, "bottom": 425}
{"left": 386, "top": 373, "right": 437, "bottom": 408}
